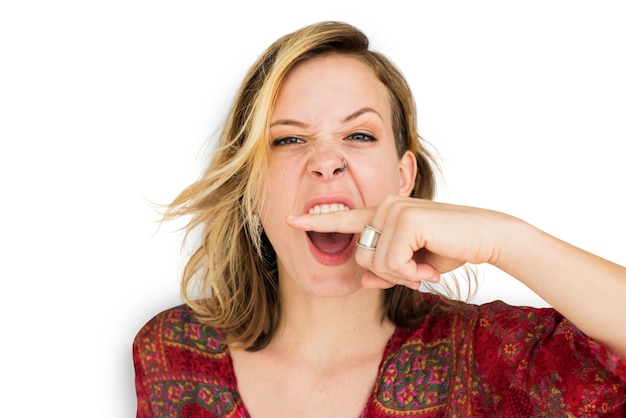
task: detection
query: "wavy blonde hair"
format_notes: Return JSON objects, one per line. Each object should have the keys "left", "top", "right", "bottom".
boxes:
{"left": 164, "top": 21, "right": 471, "bottom": 351}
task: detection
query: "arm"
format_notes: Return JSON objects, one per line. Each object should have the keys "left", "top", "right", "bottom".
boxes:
{"left": 286, "top": 196, "right": 626, "bottom": 357}
{"left": 493, "top": 213, "right": 626, "bottom": 357}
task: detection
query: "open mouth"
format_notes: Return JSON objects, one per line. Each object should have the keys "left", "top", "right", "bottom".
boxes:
{"left": 307, "top": 231, "right": 354, "bottom": 254}
{"left": 306, "top": 203, "right": 354, "bottom": 255}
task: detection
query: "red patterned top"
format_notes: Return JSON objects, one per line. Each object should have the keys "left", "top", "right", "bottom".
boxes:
{"left": 133, "top": 298, "right": 626, "bottom": 417}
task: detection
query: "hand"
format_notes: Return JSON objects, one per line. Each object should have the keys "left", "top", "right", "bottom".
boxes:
{"left": 287, "top": 195, "right": 504, "bottom": 290}
{"left": 289, "top": 195, "right": 626, "bottom": 357}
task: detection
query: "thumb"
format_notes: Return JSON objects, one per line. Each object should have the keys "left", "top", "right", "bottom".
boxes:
{"left": 361, "top": 271, "right": 395, "bottom": 289}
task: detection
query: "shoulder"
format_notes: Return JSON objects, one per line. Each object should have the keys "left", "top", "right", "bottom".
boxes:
{"left": 384, "top": 296, "right": 594, "bottom": 387}
{"left": 133, "top": 304, "right": 231, "bottom": 375}
{"left": 134, "top": 304, "right": 228, "bottom": 355}
{"left": 394, "top": 294, "right": 568, "bottom": 344}
{"left": 133, "top": 306, "right": 244, "bottom": 416}
{"left": 471, "top": 301, "right": 626, "bottom": 415}
{"left": 392, "top": 294, "right": 482, "bottom": 344}
{"left": 375, "top": 296, "right": 625, "bottom": 416}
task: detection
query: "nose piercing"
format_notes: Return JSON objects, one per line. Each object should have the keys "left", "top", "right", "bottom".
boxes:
{"left": 334, "top": 159, "right": 348, "bottom": 174}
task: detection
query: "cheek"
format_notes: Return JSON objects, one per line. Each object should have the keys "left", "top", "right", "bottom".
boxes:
{"left": 357, "top": 158, "right": 402, "bottom": 204}
{"left": 259, "top": 164, "right": 293, "bottom": 226}
{"left": 258, "top": 169, "right": 299, "bottom": 262}
{"left": 258, "top": 196, "right": 284, "bottom": 253}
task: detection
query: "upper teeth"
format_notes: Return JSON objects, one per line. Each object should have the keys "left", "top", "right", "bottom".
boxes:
{"left": 308, "top": 203, "right": 349, "bottom": 214}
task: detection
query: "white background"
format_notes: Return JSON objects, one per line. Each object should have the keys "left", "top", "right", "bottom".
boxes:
{"left": 1, "top": 1, "right": 624, "bottom": 416}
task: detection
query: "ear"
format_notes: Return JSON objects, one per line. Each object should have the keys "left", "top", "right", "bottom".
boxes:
{"left": 398, "top": 151, "right": 417, "bottom": 197}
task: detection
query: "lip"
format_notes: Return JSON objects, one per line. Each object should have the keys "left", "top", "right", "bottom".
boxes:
{"left": 305, "top": 232, "right": 356, "bottom": 266}
{"left": 302, "top": 196, "right": 355, "bottom": 216}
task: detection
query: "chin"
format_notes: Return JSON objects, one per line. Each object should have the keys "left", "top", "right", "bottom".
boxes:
{"left": 298, "top": 266, "right": 367, "bottom": 298}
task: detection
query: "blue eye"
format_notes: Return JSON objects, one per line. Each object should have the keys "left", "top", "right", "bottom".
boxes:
{"left": 346, "top": 132, "right": 376, "bottom": 142}
{"left": 272, "top": 136, "right": 305, "bottom": 146}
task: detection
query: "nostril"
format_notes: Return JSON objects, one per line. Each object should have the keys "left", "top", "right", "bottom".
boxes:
{"left": 333, "top": 159, "right": 348, "bottom": 175}
{"left": 309, "top": 157, "right": 347, "bottom": 178}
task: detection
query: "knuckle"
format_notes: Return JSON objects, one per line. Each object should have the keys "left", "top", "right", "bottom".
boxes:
{"left": 383, "top": 252, "right": 403, "bottom": 271}
{"left": 378, "top": 194, "right": 399, "bottom": 210}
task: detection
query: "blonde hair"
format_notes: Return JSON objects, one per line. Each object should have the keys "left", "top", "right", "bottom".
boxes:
{"left": 164, "top": 21, "right": 467, "bottom": 351}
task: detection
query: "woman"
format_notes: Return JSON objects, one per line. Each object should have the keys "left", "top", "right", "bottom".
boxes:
{"left": 133, "top": 21, "right": 626, "bottom": 417}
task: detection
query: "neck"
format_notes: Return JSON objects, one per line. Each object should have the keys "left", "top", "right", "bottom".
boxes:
{"left": 270, "top": 283, "right": 395, "bottom": 365}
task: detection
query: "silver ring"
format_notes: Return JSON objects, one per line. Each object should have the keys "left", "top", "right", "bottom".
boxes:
{"left": 357, "top": 225, "right": 381, "bottom": 250}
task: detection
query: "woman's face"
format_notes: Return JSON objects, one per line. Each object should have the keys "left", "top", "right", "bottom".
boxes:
{"left": 260, "top": 54, "right": 416, "bottom": 297}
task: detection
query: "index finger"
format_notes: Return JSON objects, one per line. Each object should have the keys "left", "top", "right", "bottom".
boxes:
{"left": 286, "top": 207, "right": 374, "bottom": 233}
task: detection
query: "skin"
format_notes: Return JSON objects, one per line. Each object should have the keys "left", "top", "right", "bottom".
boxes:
{"left": 290, "top": 198, "right": 626, "bottom": 356}
{"left": 231, "top": 54, "right": 626, "bottom": 417}
{"left": 259, "top": 54, "right": 418, "bottom": 299}
{"left": 232, "top": 54, "right": 417, "bottom": 417}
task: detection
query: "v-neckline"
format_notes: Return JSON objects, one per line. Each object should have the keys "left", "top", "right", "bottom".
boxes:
{"left": 225, "top": 326, "right": 401, "bottom": 416}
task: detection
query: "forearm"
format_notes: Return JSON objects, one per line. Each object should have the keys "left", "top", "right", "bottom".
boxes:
{"left": 493, "top": 214, "right": 626, "bottom": 357}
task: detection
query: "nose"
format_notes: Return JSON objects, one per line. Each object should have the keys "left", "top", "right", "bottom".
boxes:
{"left": 308, "top": 147, "right": 348, "bottom": 179}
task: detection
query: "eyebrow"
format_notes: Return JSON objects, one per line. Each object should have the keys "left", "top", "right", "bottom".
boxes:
{"left": 341, "top": 107, "right": 382, "bottom": 124}
{"left": 269, "top": 107, "right": 382, "bottom": 128}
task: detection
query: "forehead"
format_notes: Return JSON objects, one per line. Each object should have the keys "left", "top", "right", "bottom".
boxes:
{"left": 271, "top": 54, "right": 391, "bottom": 122}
